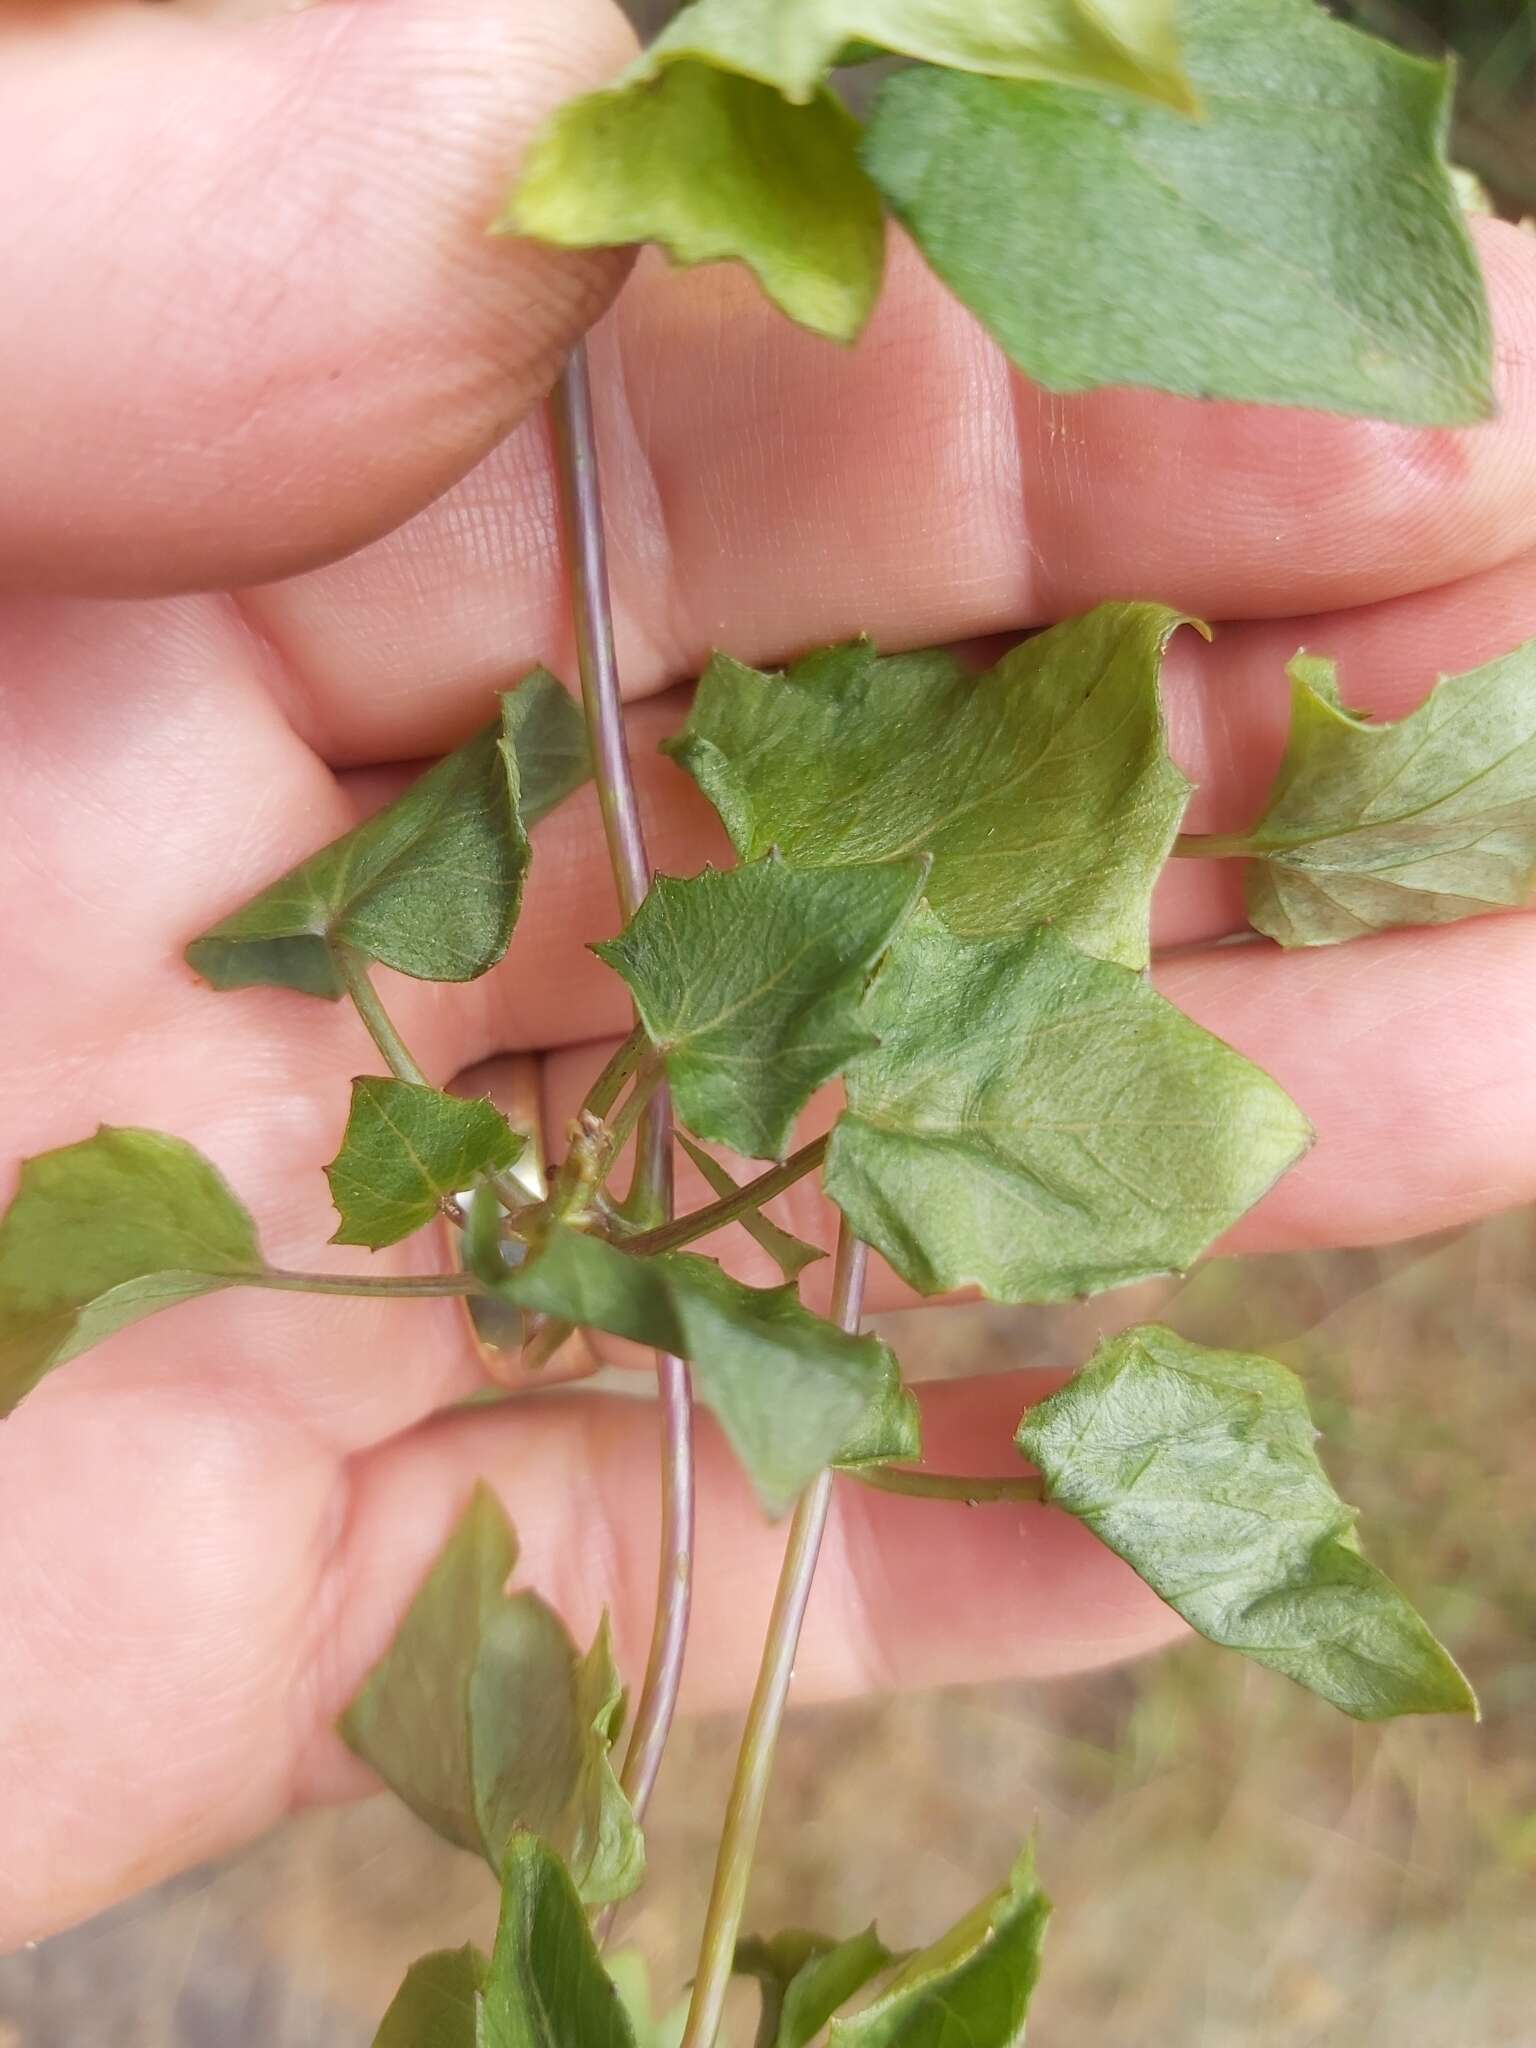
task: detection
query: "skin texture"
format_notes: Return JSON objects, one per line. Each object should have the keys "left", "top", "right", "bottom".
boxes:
{"left": 4, "top": 0, "right": 1536, "bottom": 1953}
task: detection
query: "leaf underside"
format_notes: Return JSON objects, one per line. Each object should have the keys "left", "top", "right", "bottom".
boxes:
{"left": 864, "top": 0, "right": 1494, "bottom": 425}
{"left": 498, "top": 1226, "right": 919, "bottom": 1513}
{"left": 825, "top": 908, "right": 1312, "bottom": 1304}
{"left": 187, "top": 671, "right": 585, "bottom": 999}
{"left": 1016, "top": 1325, "right": 1478, "bottom": 1719}
{"left": 339, "top": 1486, "right": 644, "bottom": 1905}
{"left": 829, "top": 1844, "right": 1050, "bottom": 2047}
{"left": 0, "top": 1126, "right": 264, "bottom": 1416}
{"left": 1234, "top": 642, "right": 1536, "bottom": 945}
{"left": 665, "top": 606, "right": 1195, "bottom": 970}
{"left": 594, "top": 856, "right": 926, "bottom": 1159}
{"left": 326, "top": 1079, "right": 522, "bottom": 1249}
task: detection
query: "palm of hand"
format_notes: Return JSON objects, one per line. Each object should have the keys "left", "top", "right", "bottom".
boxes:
{"left": 5, "top": 0, "right": 1536, "bottom": 1956}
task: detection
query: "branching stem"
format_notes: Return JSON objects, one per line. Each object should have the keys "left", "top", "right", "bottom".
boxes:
{"left": 625, "top": 1136, "right": 829, "bottom": 1257}
{"left": 678, "top": 1224, "right": 868, "bottom": 2048}
{"left": 551, "top": 342, "right": 695, "bottom": 1831}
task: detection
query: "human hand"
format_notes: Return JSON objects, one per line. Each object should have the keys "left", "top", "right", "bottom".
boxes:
{"left": 4, "top": 0, "right": 1536, "bottom": 1951}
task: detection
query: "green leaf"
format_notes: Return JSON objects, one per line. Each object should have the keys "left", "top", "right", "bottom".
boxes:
{"left": 1206, "top": 643, "right": 1536, "bottom": 946}
{"left": 187, "top": 672, "right": 585, "bottom": 999}
{"left": 481, "top": 1835, "right": 638, "bottom": 2048}
{"left": 829, "top": 1845, "right": 1050, "bottom": 2047}
{"left": 373, "top": 1844, "right": 639, "bottom": 2048}
{"left": 677, "top": 1133, "right": 826, "bottom": 1282}
{"left": 638, "top": 0, "right": 1192, "bottom": 109}
{"left": 326, "top": 1080, "right": 523, "bottom": 1249}
{"left": 501, "top": 668, "right": 592, "bottom": 827}
{"left": 595, "top": 857, "right": 926, "bottom": 1159}
{"left": 339, "top": 1485, "right": 644, "bottom": 1904}
{"left": 374, "top": 1946, "right": 490, "bottom": 2048}
{"left": 824, "top": 909, "right": 1311, "bottom": 1304}
{"left": 500, "top": 1227, "right": 916, "bottom": 1513}
{"left": 1016, "top": 1325, "right": 1479, "bottom": 1720}
{"left": 505, "top": 0, "right": 1193, "bottom": 345}
{"left": 507, "top": 63, "right": 884, "bottom": 344}
{"left": 737, "top": 1927, "right": 897, "bottom": 2048}
{"left": 864, "top": 0, "right": 1495, "bottom": 425}
{"left": 663, "top": 609, "right": 1194, "bottom": 970}
{"left": 0, "top": 1127, "right": 265, "bottom": 1416}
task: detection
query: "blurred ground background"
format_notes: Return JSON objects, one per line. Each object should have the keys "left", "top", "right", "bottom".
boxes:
{"left": 2, "top": 2, "right": 1534, "bottom": 2044}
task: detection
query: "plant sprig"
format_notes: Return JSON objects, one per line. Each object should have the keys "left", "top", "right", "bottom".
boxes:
{"left": 0, "top": 1, "right": 1518, "bottom": 2040}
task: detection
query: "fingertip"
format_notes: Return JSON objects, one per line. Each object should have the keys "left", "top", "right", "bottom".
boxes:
{"left": 0, "top": 0, "right": 639, "bottom": 595}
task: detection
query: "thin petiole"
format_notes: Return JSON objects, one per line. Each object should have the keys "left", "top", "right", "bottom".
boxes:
{"left": 253, "top": 1267, "right": 484, "bottom": 1300}
{"left": 678, "top": 1224, "right": 868, "bottom": 2048}
{"left": 1172, "top": 832, "right": 1253, "bottom": 860}
{"left": 581, "top": 1024, "right": 649, "bottom": 1121}
{"left": 333, "top": 944, "right": 431, "bottom": 1087}
{"left": 332, "top": 942, "right": 532, "bottom": 1217}
{"left": 849, "top": 1466, "right": 1047, "bottom": 1507}
{"left": 625, "top": 1136, "right": 829, "bottom": 1257}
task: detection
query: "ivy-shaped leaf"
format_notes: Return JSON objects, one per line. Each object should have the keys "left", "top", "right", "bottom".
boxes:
{"left": 737, "top": 1926, "right": 897, "bottom": 2048}
{"left": 1194, "top": 643, "right": 1536, "bottom": 946}
{"left": 829, "top": 1845, "right": 1050, "bottom": 2047}
{"left": 499, "top": 1227, "right": 918, "bottom": 1513}
{"left": 505, "top": 2, "right": 1193, "bottom": 345}
{"left": 665, "top": 608, "right": 1194, "bottom": 970}
{"left": 824, "top": 909, "right": 1311, "bottom": 1304}
{"left": 339, "top": 1486, "right": 644, "bottom": 1906}
{"left": 864, "top": 0, "right": 1494, "bottom": 425}
{"left": 373, "top": 1839, "right": 639, "bottom": 2048}
{"left": 187, "top": 671, "right": 586, "bottom": 999}
{"left": 326, "top": 1079, "right": 523, "bottom": 1249}
{"left": 1016, "top": 1325, "right": 1479, "bottom": 1720}
{"left": 677, "top": 1133, "right": 825, "bottom": 1283}
{"left": 595, "top": 858, "right": 927, "bottom": 1159}
{"left": 0, "top": 1127, "right": 265, "bottom": 1416}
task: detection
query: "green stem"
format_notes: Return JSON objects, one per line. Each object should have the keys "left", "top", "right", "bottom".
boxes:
{"left": 333, "top": 944, "right": 432, "bottom": 1086}
{"left": 1172, "top": 832, "right": 1254, "bottom": 860}
{"left": 597, "top": 1062, "right": 665, "bottom": 1182}
{"left": 582, "top": 1025, "right": 649, "bottom": 1121}
{"left": 625, "top": 1137, "right": 829, "bottom": 1258}
{"left": 333, "top": 942, "right": 531, "bottom": 1216}
{"left": 678, "top": 1224, "right": 868, "bottom": 2048}
{"left": 253, "top": 1267, "right": 483, "bottom": 1300}
{"left": 849, "top": 1466, "right": 1046, "bottom": 1507}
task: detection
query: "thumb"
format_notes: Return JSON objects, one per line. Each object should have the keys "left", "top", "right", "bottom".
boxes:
{"left": 1, "top": 0, "right": 637, "bottom": 596}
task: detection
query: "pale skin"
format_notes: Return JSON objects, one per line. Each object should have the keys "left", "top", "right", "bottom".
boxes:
{"left": 4, "top": 0, "right": 1536, "bottom": 1953}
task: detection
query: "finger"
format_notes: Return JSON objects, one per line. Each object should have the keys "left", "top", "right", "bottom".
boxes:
{"left": 245, "top": 219, "right": 1536, "bottom": 762}
{"left": 296, "top": 1366, "right": 1184, "bottom": 1810}
{"left": 0, "top": 0, "right": 634, "bottom": 595}
{"left": 538, "top": 909, "right": 1536, "bottom": 1316}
